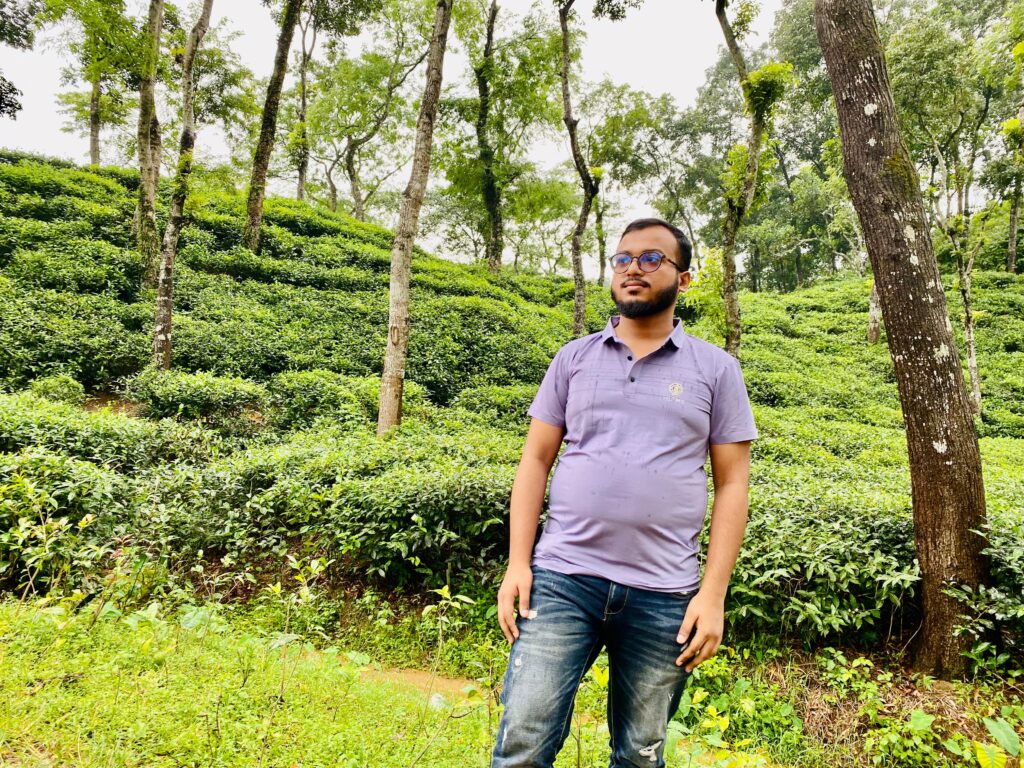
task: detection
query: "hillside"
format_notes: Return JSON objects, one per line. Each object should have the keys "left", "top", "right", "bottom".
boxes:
{"left": 0, "top": 150, "right": 1021, "bottom": 661}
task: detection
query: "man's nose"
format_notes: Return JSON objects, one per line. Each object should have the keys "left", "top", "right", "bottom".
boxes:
{"left": 624, "top": 256, "right": 644, "bottom": 276}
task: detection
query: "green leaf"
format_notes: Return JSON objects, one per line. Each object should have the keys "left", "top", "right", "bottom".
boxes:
{"left": 982, "top": 718, "right": 1020, "bottom": 757}
{"left": 973, "top": 741, "right": 1007, "bottom": 768}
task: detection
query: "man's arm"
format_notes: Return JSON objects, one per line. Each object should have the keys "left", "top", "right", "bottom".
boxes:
{"left": 675, "top": 440, "right": 752, "bottom": 671}
{"left": 496, "top": 418, "right": 565, "bottom": 644}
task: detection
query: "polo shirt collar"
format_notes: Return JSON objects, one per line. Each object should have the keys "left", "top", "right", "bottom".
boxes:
{"left": 601, "top": 316, "right": 686, "bottom": 349}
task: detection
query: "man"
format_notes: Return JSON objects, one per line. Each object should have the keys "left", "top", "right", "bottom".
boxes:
{"left": 490, "top": 218, "right": 758, "bottom": 768}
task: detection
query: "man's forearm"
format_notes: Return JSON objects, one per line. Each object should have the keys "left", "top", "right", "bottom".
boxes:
{"left": 699, "top": 481, "right": 749, "bottom": 600}
{"left": 507, "top": 456, "right": 550, "bottom": 567}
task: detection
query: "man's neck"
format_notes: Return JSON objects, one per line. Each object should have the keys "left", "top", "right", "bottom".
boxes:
{"left": 614, "top": 309, "right": 677, "bottom": 344}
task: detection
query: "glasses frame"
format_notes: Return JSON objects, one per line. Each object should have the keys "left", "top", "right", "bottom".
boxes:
{"left": 609, "top": 249, "right": 683, "bottom": 274}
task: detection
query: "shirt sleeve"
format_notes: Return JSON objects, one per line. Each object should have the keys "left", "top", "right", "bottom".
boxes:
{"left": 527, "top": 346, "right": 570, "bottom": 428}
{"left": 709, "top": 356, "right": 759, "bottom": 444}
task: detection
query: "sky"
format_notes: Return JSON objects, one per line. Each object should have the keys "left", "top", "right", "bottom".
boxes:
{"left": 0, "top": 0, "right": 784, "bottom": 264}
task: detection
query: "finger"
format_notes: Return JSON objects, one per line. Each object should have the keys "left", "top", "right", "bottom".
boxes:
{"left": 676, "top": 608, "right": 697, "bottom": 645}
{"left": 497, "top": 599, "right": 512, "bottom": 644}
{"left": 497, "top": 590, "right": 514, "bottom": 643}
{"left": 518, "top": 581, "right": 532, "bottom": 618}
{"left": 677, "top": 640, "right": 707, "bottom": 669}
{"left": 509, "top": 604, "right": 520, "bottom": 640}
{"left": 677, "top": 629, "right": 708, "bottom": 664}
{"left": 686, "top": 639, "right": 719, "bottom": 672}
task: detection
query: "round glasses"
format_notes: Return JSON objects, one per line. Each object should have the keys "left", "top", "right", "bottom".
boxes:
{"left": 609, "top": 250, "right": 681, "bottom": 274}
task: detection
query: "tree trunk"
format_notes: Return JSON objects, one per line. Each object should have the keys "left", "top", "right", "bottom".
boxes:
{"left": 295, "top": 6, "right": 316, "bottom": 201}
{"left": 867, "top": 278, "right": 882, "bottom": 344}
{"left": 957, "top": 246, "right": 982, "bottom": 414}
{"left": 681, "top": 209, "right": 701, "bottom": 271}
{"left": 137, "top": 0, "right": 164, "bottom": 288}
{"left": 153, "top": 0, "right": 214, "bottom": 370}
{"left": 816, "top": 0, "right": 989, "bottom": 679}
{"left": 595, "top": 194, "right": 607, "bottom": 287}
{"left": 243, "top": 0, "right": 303, "bottom": 252}
{"left": 749, "top": 243, "right": 760, "bottom": 292}
{"left": 89, "top": 74, "right": 101, "bottom": 166}
{"left": 377, "top": 0, "right": 453, "bottom": 434}
{"left": 476, "top": 0, "right": 503, "bottom": 272}
{"left": 715, "top": 0, "right": 761, "bottom": 359}
{"left": 559, "top": 0, "right": 598, "bottom": 337}
{"left": 344, "top": 146, "right": 366, "bottom": 220}
{"left": 1008, "top": 178, "right": 1020, "bottom": 273}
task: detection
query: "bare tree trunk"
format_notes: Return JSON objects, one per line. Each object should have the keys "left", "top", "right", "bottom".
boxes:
{"left": 681, "top": 209, "right": 701, "bottom": 271}
{"left": 867, "top": 278, "right": 882, "bottom": 344}
{"left": 89, "top": 74, "right": 101, "bottom": 166}
{"left": 476, "top": 0, "right": 503, "bottom": 272}
{"left": 957, "top": 245, "right": 982, "bottom": 414}
{"left": 295, "top": 5, "right": 316, "bottom": 201}
{"left": 715, "top": 0, "right": 761, "bottom": 358}
{"left": 137, "top": 0, "right": 164, "bottom": 288}
{"left": 344, "top": 146, "right": 366, "bottom": 220}
{"left": 1009, "top": 178, "right": 1020, "bottom": 273}
{"left": 749, "top": 243, "right": 760, "bottom": 292}
{"left": 559, "top": 0, "right": 598, "bottom": 337}
{"left": 595, "top": 194, "right": 607, "bottom": 287}
{"left": 377, "top": 0, "right": 453, "bottom": 434}
{"left": 153, "top": 0, "right": 214, "bottom": 370}
{"left": 243, "top": 0, "right": 303, "bottom": 252}
{"left": 816, "top": 0, "right": 989, "bottom": 679}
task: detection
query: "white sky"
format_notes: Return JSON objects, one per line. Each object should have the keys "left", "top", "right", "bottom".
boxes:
{"left": 0, "top": 0, "right": 783, "bottom": 266}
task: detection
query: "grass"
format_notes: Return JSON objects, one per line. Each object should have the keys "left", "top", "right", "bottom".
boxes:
{"left": 2, "top": 595, "right": 1020, "bottom": 768}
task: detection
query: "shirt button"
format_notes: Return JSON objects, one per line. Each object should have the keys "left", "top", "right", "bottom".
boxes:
{"left": 627, "top": 355, "right": 633, "bottom": 361}
{"left": 629, "top": 376, "right": 636, "bottom": 382}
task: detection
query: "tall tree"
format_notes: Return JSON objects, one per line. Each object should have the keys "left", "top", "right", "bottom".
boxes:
{"left": 377, "top": 0, "right": 454, "bottom": 433}
{"left": 439, "top": 0, "right": 562, "bottom": 270}
{"left": 0, "top": 0, "right": 39, "bottom": 119}
{"left": 303, "top": 3, "right": 427, "bottom": 219}
{"left": 816, "top": 0, "right": 990, "bottom": 679}
{"left": 557, "top": 0, "right": 597, "bottom": 337}
{"left": 137, "top": 0, "right": 164, "bottom": 287}
{"left": 242, "top": 0, "right": 304, "bottom": 252}
{"left": 153, "top": 0, "right": 215, "bottom": 370}
{"left": 43, "top": 0, "right": 138, "bottom": 164}
{"left": 713, "top": 0, "right": 789, "bottom": 357}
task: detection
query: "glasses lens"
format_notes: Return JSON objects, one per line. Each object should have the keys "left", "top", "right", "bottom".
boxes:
{"left": 638, "top": 251, "right": 663, "bottom": 272}
{"left": 611, "top": 254, "right": 632, "bottom": 273}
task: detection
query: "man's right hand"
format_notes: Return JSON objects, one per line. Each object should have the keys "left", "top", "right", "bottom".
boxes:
{"left": 497, "top": 563, "right": 533, "bottom": 643}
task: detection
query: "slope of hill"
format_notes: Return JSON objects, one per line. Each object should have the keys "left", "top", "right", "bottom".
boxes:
{"left": 0, "top": 151, "right": 1021, "bottom": 665}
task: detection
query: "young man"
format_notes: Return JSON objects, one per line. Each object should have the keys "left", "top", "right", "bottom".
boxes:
{"left": 490, "top": 218, "right": 758, "bottom": 768}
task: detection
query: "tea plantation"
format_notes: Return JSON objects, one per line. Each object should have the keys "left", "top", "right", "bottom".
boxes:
{"left": 1, "top": 152, "right": 1023, "bottom": 765}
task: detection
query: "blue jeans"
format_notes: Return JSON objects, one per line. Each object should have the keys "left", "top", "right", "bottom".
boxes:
{"left": 490, "top": 565, "right": 696, "bottom": 768}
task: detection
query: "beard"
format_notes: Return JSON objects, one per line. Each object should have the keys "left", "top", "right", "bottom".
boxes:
{"left": 611, "top": 281, "right": 680, "bottom": 319}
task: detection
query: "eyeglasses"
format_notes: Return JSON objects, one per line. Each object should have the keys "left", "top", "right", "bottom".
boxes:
{"left": 609, "top": 250, "right": 682, "bottom": 274}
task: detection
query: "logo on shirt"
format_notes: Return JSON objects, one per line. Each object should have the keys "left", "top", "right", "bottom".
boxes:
{"left": 668, "top": 382, "right": 684, "bottom": 398}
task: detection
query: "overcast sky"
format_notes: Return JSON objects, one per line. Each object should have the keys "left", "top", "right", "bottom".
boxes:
{"left": 0, "top": 0, "right": 784, "bottom": 264}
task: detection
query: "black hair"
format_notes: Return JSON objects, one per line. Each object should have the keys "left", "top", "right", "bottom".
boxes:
{"left": 620, "top": 217, "right": 692, "bottom": 272}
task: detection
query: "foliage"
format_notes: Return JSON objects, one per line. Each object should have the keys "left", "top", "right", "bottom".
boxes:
{"left": 127, "top": 369, "right": 269, "bottom": 426}
{"left": 28, "top": 373, "right": 86, "bottom": 405}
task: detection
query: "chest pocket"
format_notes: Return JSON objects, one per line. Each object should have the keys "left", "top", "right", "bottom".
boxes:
{"left": 565, "top": 369, "right": 622, "bottom": 436}
{"left": 632, "top": 370, "right": 713, "bottom": 423}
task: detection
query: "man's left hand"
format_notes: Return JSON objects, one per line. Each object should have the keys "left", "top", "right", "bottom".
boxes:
{"left": 675, "top": 590, "right": 725, "bottom": 672}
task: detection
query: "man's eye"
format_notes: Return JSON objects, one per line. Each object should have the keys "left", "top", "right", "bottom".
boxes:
{"left": 639, "top": 252, "right": 662, "bottom": 264}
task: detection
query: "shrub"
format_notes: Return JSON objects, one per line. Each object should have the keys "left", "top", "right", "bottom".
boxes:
{"left": 267, "top": 370, "right": 370, "bottom": 430}
{"left": 450, "top": 384, "right": 538, "bottom": 431}
{"left": 0, "top": 449, "right": 128, "bottom": 594}
{"left": 127, "top": 369, "right": 269, "bottom": 424}
{"left": 4, "top": 238, "right": 145, "bottom": 300}
{"left": 0, "top": 217, "right": 92, "bottom": 262}
{"left": 0, "top": 392, "right": 221, "bottom": 471}
{"left": 29, "top": 374, "right": 86, "bottom": 405}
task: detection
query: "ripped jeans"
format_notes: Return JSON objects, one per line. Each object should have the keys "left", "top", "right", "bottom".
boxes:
{"left": 490, "top": 565, "right": 696, "bottom": 768}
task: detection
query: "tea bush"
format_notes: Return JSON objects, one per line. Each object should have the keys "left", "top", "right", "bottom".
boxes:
{"left": 127, "top": 369, "right": 269, "bottom": 423}
{"left": 28, "top": 374, "right": 86, "bottom": 405}
{"left": 0, "top": 392, "right": 221, "bottom": 470}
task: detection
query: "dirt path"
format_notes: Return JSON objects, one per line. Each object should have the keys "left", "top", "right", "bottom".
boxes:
{"left": 364, "top": 667, "right": 478, "bottom": 700}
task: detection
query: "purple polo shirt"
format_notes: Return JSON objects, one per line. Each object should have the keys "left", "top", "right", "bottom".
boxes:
{"left": 527, "top": 315, "right": 758, "bottom": 592}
